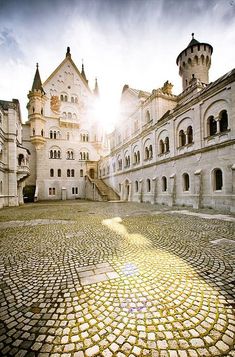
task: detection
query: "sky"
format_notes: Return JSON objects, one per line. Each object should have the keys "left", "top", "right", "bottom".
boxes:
{"left": 0, "top": 0, "right": 235, "bottom": 130}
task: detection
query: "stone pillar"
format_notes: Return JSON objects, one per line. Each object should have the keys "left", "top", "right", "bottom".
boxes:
{"left": 231, "top": 165, "right": 235, "bottom": 213}
{"left": 194, "top": 169, "right": 202, "bottom": 209}
{"left": 169, "top": 174, "right": 176, "bottom": 207}
{"left": 151, "top": 177, "right": 157, "bottom": 204}
{"left": 128, "top": 182, "right": 132, "bottom": 202}
{"left": 139, "top": 179, "right": 143, "bottom": 203}
{"left": 120, "top": 183, "right": 124, "bottom": 201}
{"left": 216, "top": 117, "right": 220, "bottom": 134}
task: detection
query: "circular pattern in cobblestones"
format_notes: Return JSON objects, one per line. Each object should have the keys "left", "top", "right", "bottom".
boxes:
{"left": 0, "top": 202, "right": 234, "bottom": 356}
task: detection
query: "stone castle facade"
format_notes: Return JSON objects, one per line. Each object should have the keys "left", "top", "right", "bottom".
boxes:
{"left": 0, "top": 35, "right": 234, "bottom": 212}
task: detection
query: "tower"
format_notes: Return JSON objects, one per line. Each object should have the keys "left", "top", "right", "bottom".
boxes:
{"left": 176, "top": 33, "right": 213, "bottom": 91}
{"left": 27, "top": 63, "right": 46, "bottom": 149}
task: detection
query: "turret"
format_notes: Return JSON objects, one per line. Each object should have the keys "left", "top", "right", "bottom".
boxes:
{"left": 94, "top": 78, "right": 99, "bottom": 96}
{"left": 176, "top": 33, "right": 213, "bottom": 91}
{"left": 27, "top": 63, "right": 46, "bottom": 148}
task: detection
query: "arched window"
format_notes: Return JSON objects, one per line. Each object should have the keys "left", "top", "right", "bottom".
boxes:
{"left": 60, "top": 94, "right": 64, "bottom": 101}
{"left": 137, "top": 151, "right": 140, "bottom": 163}
{"left": 162, "top": 176, "right": 167, "bottom": 192}
{"left": 165, "top": 137, "right": 169, "bottom": 152}
{"left": 53, "top": 131, "right": 56, "bottom": 139}
{"left": 71, "top": 97, "right": 74, "bottom": 103}
{"left": 54, "top": 150, "right": 57, "bottom": 159}
{"left": 58, "top": 169, "right": 61, "bottom": 177}
{"left": 50, "top": 130, "right": 53, "bottom": 139}
{"left": 145, "top": 110, "right": 151, "bottom": 123}
{"left": 133, "top": 152, "right": 137, "bottom": 164}
{"left": 183, "top": 173, "right": 190, "bottom": 191}
{"left": 80, "top": 169, "right": 83, "bottom": 177}
{"left": 179, "top": 130, "right": 186, "bottom": 147}
{"left": 58, "top": 151, "right": 61, "bottom": 159}
{"left": 71, "top": 169, "right": 75, "bottom": 177}
{"left": 86, "top": 152, "right": 89, "bottom": 160}
{"left": 159, "top": 139, "right": 164, "bottom": 154}
{"left": 50, "top": 150, "right": 53, "bottom": 158}
{"left": 187, "top": 126, "right": 193, "bottom": 144}
{"left": 214, "top": 169, "right": 223, "bottom": 191}
{"left": 68, "top": 112, "right": 72, "bottom": 120}
{"left": 50, "top": 169, "right": 54, "bottom": 177}
{"left": 145, "top": 147, "right": 149, "bottom": 160}
{"left": 135, "top": 181, "right": 139, "bottom": 192}
{"left": 208, "top": 116, "right": 217, "bottom": 136}
{"left": 219, "top": 110, "right": 228, "bottom": 133}
{"left": 149, "top": 145, "right": 153, "bottom": 158}
{"left": 147, "top": 179, "right": 151, "bottom": 192}
{"left": 65, "top": 95, "right": 68, "bottom": 102}
{"left": 41, "top": 129, "right": 44, "bottom": 137}
{"left": 67, "top": 169, "right": 70, "bottom": 177}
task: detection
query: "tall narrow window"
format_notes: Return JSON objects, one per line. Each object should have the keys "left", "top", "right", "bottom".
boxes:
{"left": 183, "top": 173, "right": 190, "bottom": 191}
{"left": 214, "top": 169, "right": 223, "bottom": 190}
{"left": 67, "top": 169, "right": 70, "bottom": 177}
{"left": 71, "top": 169, "right": 75, "bottom": 177}
{"left": 52, "top": 188, "right": 55, "bottom": 195}
{"left": 179, "top": 130, "right": 186, "bottom": 147}
{"left": 50, "top": 169, "right": 54, "bottom": 177}
{"left": 147, "top": 179, "right": 151, "bottom": 192}
{"left": 165, "top": 137, "right": 169, "bottom": 152}
{"left": 208, "top": 116, "right": 217, "bottom": 136}
{"left": 58, "top": 169, "right": 61, "bottom": 177}
{"left": 162, "top": 176, "right": 167, "bottom": 192}
{"left": 135, "top": 181, "right": 139, "bottom": 192}
{"left": 219, "top": 110, "right": 228, "bottom": 133}
{"left": 159, "top": 139, "right": 164, "bottom": 154}
{"left": 187, "top": 126, "right": 193, "bottom": 144}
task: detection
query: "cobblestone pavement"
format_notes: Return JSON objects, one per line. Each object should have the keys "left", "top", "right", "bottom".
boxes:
{"left": 0, "top": 201, "right": 234, "bottom": 357}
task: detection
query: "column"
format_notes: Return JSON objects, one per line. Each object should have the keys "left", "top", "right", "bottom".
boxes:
{"left": 194, "top": 169, "right": 202, "bottom": 209}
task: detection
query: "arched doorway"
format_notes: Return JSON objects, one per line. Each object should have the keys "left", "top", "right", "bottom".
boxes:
{"left": 123, "top": 179, "right": 131, "bottom": 201}
{"left": 89, "top": 168, "right": 95, "bottom": 179}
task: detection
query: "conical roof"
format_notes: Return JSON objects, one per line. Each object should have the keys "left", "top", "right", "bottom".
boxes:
{"left": 31, "top": 63, "right": 44, "bottom": 93}
{"left": 176, "top": 33, "right": 213, "bottom": 65}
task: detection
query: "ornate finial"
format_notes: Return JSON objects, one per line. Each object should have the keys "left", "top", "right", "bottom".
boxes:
{"left": 36, "top": 63, "right": 39, "bottom": 69}
{"left": 192, "top": 33, "right": 194, "bottom": 39}
{"left": 66, "top": 47, "right": 71, "bottom": 57}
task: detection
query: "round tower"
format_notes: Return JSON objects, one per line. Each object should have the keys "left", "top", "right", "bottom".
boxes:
{"left": 27, "top": 63, "right": 46, "bottom": 148}
{"left": 176, "top": 33, "right": 213, "bottom": 91}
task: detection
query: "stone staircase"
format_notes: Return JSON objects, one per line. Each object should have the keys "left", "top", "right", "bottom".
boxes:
{"left": 92, "top": 179, "right": 120, "bottom": 201}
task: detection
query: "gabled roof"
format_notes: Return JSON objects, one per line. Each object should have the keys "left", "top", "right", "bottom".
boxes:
{"left": 122, "top": 84, "right": 150, "bottom": 99}
{"left": 43, "top": 50, "right": 91, "bottom": 92}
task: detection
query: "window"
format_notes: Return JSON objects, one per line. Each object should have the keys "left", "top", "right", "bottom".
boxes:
{"left": 75, "top": 187, "right": 78, "bottom": 194}
{"left": 187, "top": 126, "right": 193, "bottom": 144}
{"left": 183, "top": 173, "right": 190, "bottom": 191}
{"left": 58, "top": 169, "right": 61, "bottom": 177}
{"left": 135, "top": 181, "right": 139, "bottom": 192}
{"left": 159, "top": 139, "right": 164, "bottom": 154}
{"left": 179, "top": 130, "right": 186, "bottom": 147}
{"left": 165, "top": 137, "right": 169, "bottom": 152}
{"left": 50, "top": 169, "right": 54, "bottom": 177}
{"left": 71, "top": 169, "right": 75, "bottom": 177}
{"left": 50, "top": 150, "right": 53, "bottom": 158}
{"left": 60, "top": 94, "right": 64, "bottom": 101}
{"left": 49, "top": 188, "right": 56, "bottom": 196}
{"left": 147, "top": 179, "right": 151, "bottom": 192}
{"left": 162, "top": 176, "right": 167, "bottom": 192}
{"left": 67, "top": 150, "right": 74, "bottom": 160}
{"left": 67, "top": 169, "right": 70, "bottom": 177}
{"left": 49, "top": 149, "right": 61, "bottom": 159}
{"left": 80, "top": 151, "right": 89, "bottom": 160}
{"left": 208, "top": 116, "right": 217, "bottom": 136}
{"left": 214, "top": 169, "right": 223, "bottom": 191}
{"left": 149, "top": 145, "right": 153, "bottom": 158}
{"left": 53, "top": 131, "right": 56, "bottom": 139}
{"left": 219, "top": 110, "right": 228, "bottom": 133}
{"left": 80, "top": 169, "right": 83, "bottom": 177}
{"left": 67, "top": 132, "right": 70, "bottom": 140}
{"left": 145, "top": 110, "right": 151, "bottom": 123}
{"left": 72, "top": 187, "right": 75, "bottom": 194}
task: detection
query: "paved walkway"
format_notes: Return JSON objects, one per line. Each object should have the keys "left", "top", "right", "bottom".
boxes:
{"left": 0, "top": 201, "right": 234, "bottom": 356}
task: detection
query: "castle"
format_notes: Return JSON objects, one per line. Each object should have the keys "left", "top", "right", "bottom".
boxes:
{"left": 0, "top": 34, "right": 234, "bottom": 212}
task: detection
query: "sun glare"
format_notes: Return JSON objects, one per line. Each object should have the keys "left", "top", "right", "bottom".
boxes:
{"left": 94, "top": 97, "right": 119, "bottom": 133}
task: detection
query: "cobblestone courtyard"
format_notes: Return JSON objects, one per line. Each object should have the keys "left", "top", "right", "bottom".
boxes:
{"left": 0, "top": 201, "right": 235, "bottom": 357}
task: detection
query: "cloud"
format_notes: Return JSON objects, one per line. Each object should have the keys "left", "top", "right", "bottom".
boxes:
{"left": 0, "top": 28, "right": 24, "bottom": 62}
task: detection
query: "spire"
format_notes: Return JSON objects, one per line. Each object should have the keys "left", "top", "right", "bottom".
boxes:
{"left": 66, "top": 46, "right": 71, "bottom": 58}
{"left": 81, "top": 59, "right": 87, "bottom": 82}
{"left": 31, "top": 63, "right": 44, "bottom": 93}
{"left": 94, "top": 77, "right": 99, "bottom": 96}
{"left": 187, "top": 32, "right": 200, "bottom": 47}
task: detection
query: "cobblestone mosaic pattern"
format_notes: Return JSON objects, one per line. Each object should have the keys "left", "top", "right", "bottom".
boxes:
{"left": 0, "top": 201, "right": 234, "bottom": 356}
